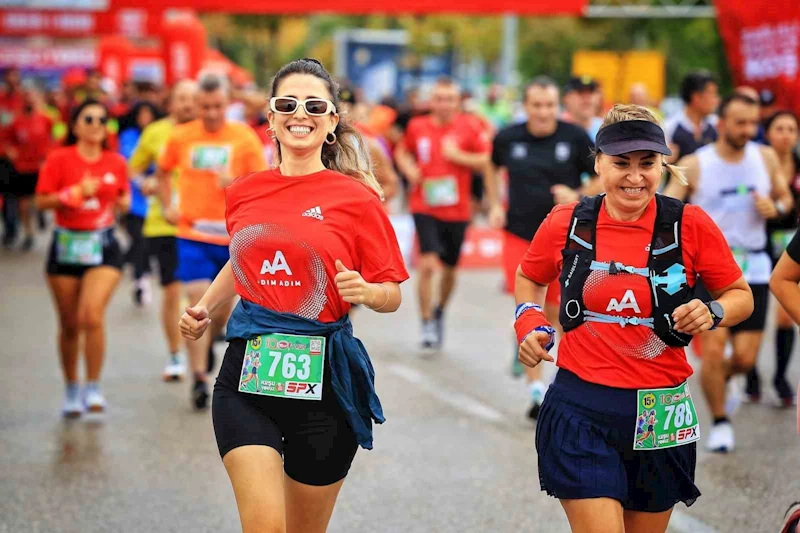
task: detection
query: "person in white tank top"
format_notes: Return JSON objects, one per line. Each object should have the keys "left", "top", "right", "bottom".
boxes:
{"left": 664, "top": 93, "right": 793, "bottom": 453}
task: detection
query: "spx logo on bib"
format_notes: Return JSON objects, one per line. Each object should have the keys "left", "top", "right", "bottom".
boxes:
{"left": 260, "top": 250, "right": 293, "bottom": 276}
{"left": 607, "top": 289, "right": 641, "bottom": 313}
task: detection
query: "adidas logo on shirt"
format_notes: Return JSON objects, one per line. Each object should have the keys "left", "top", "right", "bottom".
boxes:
{"left": 302, "top": 206, "right": 324, "bottom": 221}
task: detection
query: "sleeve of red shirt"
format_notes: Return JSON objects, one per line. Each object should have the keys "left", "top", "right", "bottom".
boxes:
{"left": 684, "top": 205, "right": 743, "bottom": 291}
{"left": 355, "top": 196, "right": 410, "bottom": 284}
{"left": 36, "top": 151, "right": 62, "bottom": 194}
{"left": 519, "top": 204, "right": 572, "bottom": 285}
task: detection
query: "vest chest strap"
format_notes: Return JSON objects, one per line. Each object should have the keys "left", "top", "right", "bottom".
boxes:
{"left": 584, "top": 310, "right": 655, "bottom": 329}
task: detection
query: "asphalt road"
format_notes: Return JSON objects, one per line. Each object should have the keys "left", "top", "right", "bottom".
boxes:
{"left": 1, "top": 239, "right": 798, "bottom": 533}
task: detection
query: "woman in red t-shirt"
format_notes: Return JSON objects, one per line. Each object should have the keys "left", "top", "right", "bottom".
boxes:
{"left": 514, "top": 104, "right": 753, "bottom": 533}
{"left": 35, "top": 99, "right": 130, "bottom": 419}
{"left": 178, "top": 59, "right": 408, "bottom": 533}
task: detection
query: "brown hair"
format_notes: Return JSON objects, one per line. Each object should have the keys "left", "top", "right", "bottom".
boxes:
{"left": 600, "top": 104, "right": 687, "bottom": 186}
{"left": 270, "top": 59, "right": 382, "bottom": 198}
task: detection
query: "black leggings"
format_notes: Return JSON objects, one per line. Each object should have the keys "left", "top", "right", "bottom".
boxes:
{"left": 121, "top": 214, "right": 149, "bottom": 280}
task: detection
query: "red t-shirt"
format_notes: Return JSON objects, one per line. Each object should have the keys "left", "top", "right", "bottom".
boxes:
{"left": 36, "top": 146, "right": 129, "bottom": 231}
{"left": 520, "top": 197, "right": 742, "bottom": 389}
{"left": 225, "top": 168, "right": 409, "bottom": 323}
{"left": 403, "top": 113, "right": 491, "bottom": 222}
{"left": 7, "top": 112, "right": 52, "bottom": 173}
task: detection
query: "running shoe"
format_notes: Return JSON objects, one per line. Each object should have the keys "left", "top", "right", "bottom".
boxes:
{"left": 192, "top": 380, "right": 210, "bottom": 411}
{"left": 62, "top": 385, "right": 83, "bottom": 419}
{"left": 781, "top": 502, "right": 800, "bottom": 533}
{"left": 207, "top": 344, "right": 217, "bottom": 373}
{"left": 421, "top": 320, "right": 439, "bottom": 352}
{"left": 433, "top": 306, "right": 444, "bottom": 347}
{"left": 162, "top": 353, "right": 187, "bottom": 382}
{"left": 83, "top": 385, "right": 107, "bottom": 413}
{"left": 774, "top": 377, "right": 795, "bottom": 408}
{"left": 527, "top": 381, "right": 547, "bottom": 421}
{"left": 20, "top": 235, "right": 33, "bottom": 252}
{"left": 744, "top": 369, "right": 761, "bottom": 404}
{"left": 2, "top": 233, "right": 14, "bottom": 249}
{"left": 706, "top": 421, "right": 735, "bottom": 453}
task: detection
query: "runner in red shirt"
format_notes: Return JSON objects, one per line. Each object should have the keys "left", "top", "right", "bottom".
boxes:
{"left": 6, "top": 86, "right": 53, "bottom": 251}
{"left": 514, "top": 105, "right": 753, "bottom": 532}
{"left": 395, "top": 77, "right": 491, "bottom": 351}
{"left": 35, "top": 99, "right": 130, "bottom": 419}
{"left": 177, "top": 59, "right": 407, "bottom": 533}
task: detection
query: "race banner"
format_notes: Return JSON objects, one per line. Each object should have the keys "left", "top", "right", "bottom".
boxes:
{"left": 714, "top": 0, "right": 800, "bottom": 115}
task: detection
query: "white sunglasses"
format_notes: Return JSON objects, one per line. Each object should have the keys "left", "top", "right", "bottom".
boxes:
{"left": 269, "top": 96, "right": 336, "bottom": 116}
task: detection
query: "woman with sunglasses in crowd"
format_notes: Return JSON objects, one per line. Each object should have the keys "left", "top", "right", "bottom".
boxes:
{"left": 35, "top": 99, "right": 130, "bottom": 418}
{"left": 179, "top": 59, "right": 408, "bottom": 533}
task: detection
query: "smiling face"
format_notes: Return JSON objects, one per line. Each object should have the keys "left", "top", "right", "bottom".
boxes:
{"left": 596, "top": 150, "right": 662, "bottom": 218}
{"left": 73, "top": 103, "right": 108, "bottom": 145}
{"left": 268, "top": 73, "right": 339, "bottom": 158}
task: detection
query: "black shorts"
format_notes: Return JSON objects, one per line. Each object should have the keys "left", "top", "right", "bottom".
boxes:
{"left": 695, "top": 281, "right": 768, "bottom": 333}
{"left": 45, "top": 228, "right": 123, "bottom": 278}
{"left": 212, "top": 338, "right": 359, "bottom": 486}
{"left": 536, "top": 369, "right": 700, "bottom": 513}
{"left": 145, "top": 236, "right": 178, "bottom": 286}
{"left": 7, "top": 171, "right": 38, "bottom": 197}
{"left": 413, "top": 213, "right": 469, "bottom": 267}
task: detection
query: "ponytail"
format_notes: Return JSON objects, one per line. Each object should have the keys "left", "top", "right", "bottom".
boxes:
{"left": 664, "top": 162, "right": 688, "bottom": 186}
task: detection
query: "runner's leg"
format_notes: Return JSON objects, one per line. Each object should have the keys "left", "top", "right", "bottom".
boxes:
{"left": 46, "top": 275, "right": 82, "bottom": 383}
{"left": 417, "top": 253, "right": 438, "bottom": 322}
{"left": 163, "top": 282, "right": 182, "bottom": 353}
{"left": 699, "top": 328, "right": 730, "bottom": 419}
{"left": 728, "top": 331, "right": 764, "bottom": 376}
{"left": 77, "top": 266, "right": 122, "bottom": 382}
{"left": 222, "top": 446, "right": 287, "bottom": 533}
{"left": 439, "top": 265, "right": 457, "bottom": 309}
{"left": 775, "top": 305, "right": 795, "bottom": 399}
{"left": 560, "top": 498, "right": 625, "bottom": 533}
{"left": 623, "top": 508, "right": 674, "bottom": 533}
{"left": 285, "top": 475, "right": 347, "bottom": 533}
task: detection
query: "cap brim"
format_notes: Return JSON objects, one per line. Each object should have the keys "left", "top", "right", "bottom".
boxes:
{"left": 600, "top": 139, "right": 672, "bottom": 157}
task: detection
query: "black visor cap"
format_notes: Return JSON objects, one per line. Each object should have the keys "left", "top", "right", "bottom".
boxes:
{"left": 596, "top": 119, "right": 672, "bottom": 157}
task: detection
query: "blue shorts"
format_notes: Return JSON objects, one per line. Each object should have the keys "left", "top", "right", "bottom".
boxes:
{"left": 535, "top": 369, "right": 701, "bottom": 513}
{"left": 176, "top": 238, "right": 230, "bottom": 283}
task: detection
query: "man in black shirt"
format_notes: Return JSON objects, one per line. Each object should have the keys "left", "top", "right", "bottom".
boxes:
{"left": 664, "top": 71, "right": 719, "bottom": 164}
{"left": 484, "top": 76, "right": 598, "bottom": 420}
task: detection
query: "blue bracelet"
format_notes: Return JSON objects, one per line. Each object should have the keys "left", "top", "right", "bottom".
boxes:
{"left": 515, "top": 302, "right": 544, "bottom": 321}
{"left": 521, "top": 325, "right": 556, "bottom": 352}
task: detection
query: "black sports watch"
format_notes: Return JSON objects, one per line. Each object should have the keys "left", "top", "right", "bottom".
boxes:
{"left": 706, "top": 301, "right": 724, "bottom": 330}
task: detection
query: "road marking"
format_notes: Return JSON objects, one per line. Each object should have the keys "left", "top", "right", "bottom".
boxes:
{"left": 387, "top": 364, "right": 506, "bottom": 423}
{"left": 670, "top": 510, "right": 721, "bottom": 533}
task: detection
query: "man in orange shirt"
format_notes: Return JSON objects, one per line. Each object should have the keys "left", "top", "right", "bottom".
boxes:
{"left": 157, "top": 72, "right": 266, "bottom": 410}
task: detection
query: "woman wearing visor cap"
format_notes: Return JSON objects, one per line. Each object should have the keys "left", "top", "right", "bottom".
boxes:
{"left": 513, "top": 104, "right": 753, "bottom": 532}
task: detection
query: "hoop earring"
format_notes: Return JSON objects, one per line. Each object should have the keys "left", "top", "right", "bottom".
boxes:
{"left": 325, "top": 132, "right": 337, "bottom": 145}
{"left": 265, "top": 127, "right": 276, "bottom": 139}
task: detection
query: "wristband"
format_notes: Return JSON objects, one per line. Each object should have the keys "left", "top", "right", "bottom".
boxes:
{"left": 515, "top": 302, "right": 543, "bottom": 321}
{"left": 522, "top": 325, "right": 556, "bottom": 352}
{"left": 57, "top": 185, "right": 83, "bottom": 208}
{"left": 514, "top": 307, "right": 550, "bottom": 345}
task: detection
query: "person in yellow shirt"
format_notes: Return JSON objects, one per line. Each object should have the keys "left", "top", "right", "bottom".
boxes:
{"left": 156, "top": 72, "right": 266, "bottom": 410}
{"left": 131, "top": 80, "right": 198, "bottom": 382}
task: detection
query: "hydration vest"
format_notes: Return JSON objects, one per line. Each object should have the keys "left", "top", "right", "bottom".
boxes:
{"left": 558, "top": 194, "right": 694, "bottom": 347}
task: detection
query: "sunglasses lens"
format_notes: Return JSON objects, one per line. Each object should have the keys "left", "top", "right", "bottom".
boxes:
{"left": 274, "top": 98, "right": 297, "bottom": 113}
{"left": 305, "top": 100, "right": 328, "bottom": 115}
{"left": 83, "top": 116, "right": 107, "bottom": 125}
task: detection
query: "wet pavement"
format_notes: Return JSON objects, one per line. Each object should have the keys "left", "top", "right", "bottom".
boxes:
{"left": 1, "top": 239, "right": 798, "bottom": 533}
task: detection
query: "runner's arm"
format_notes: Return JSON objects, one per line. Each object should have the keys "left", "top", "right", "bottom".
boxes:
{"left": 704, "top": 277, "right": 753, "bottom": 328}
{"left": 514, "top": 268, "right": 549, "bottom": 308}
{"left": 770, "top": 252, "right": 800, "bottom": 325}
{"left": 394, "top": 142, "right": 421, "bottom": 184}
{"left": 444, "top": 148, "right": 490, "bottom": 172}
{"left": 483, "top": 162, "right": 505, "bottom": 227}
{"left": 156, "top": 166, "right": 173, "bottom": 210}
{"left": 663, "top": 154, "right": 698, "bottom": 200}
{"left": 763, "top": 145, "right": 794, "bottom": 212}
{"left": 35, "top": 193, "right": 62, "bottom": 210}
{"left": 196, "top": 261, "right": 238, "bottom": 315}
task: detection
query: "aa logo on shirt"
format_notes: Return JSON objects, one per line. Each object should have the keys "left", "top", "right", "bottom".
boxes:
{"left": 555, "top": 142, "right": 571, "bottom": 162}
{"left": 606, "top": 289, "right": 641, "bottom": 313}
{"left": 260, "top": 250, "right": 293, "bottom": 276}
{"left": 511, "top": 143, "right": 528, "bottom": 160}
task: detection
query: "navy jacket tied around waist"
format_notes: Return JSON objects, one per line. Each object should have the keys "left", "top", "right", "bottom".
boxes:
{"left": 225, "top": 299, "right": 384, "bottom": 450}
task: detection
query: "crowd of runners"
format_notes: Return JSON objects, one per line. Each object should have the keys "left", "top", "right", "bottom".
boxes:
{"left": 2, "top": 60, "right": 800, "bottom": 533}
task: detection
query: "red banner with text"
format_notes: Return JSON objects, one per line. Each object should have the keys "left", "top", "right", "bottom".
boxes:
{"left": 714, "top": 0, "right": 800, "bottom": 115}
